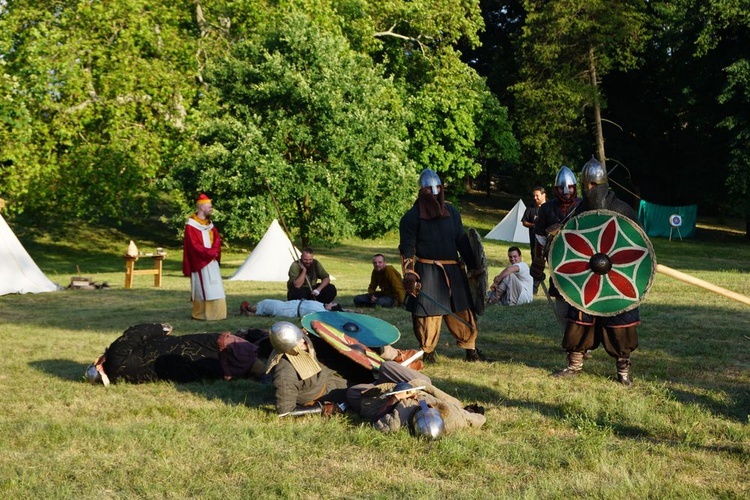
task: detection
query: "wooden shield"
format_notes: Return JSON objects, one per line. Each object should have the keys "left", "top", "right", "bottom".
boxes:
{"left": 309, "top": 320, "right": 384, "bottom": 371}
{"left": 467, "top": 227, "right": 488, "bottom": 316}
{"left": 301, "top": 311, "right": 400, "bottom": 347}
{"left": 548, "top": 210, "right": 656, "bottom": 316}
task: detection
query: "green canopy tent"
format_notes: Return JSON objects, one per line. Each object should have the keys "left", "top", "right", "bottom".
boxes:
{"left": 637, "top": 200, "right": 697, "bottom": 239}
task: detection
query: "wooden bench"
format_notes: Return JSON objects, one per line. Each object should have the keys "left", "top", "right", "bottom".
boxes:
{"left": 123, "top": 253, "right": 166, "bottom": 289}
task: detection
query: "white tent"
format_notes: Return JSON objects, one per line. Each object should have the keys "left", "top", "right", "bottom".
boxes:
{"left": 0, "top": 213, "right": 60, "bottom": 296}
{"left": 229, "top": 219, "right": 302, "bottom": 282}
{"left": 484, "top": 199, "right": 530, "bottom": 244}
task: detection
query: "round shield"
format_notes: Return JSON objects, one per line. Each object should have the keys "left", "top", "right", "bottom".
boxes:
{"left": 309, "top": 320, "right": 384, "bottom": 371}
{"left": 467, "top": 227, "right": 488, "bottom": 316}
{"left": 301, "top": 311, "right": 400, "bottom": 347}
{"left": 548, "top": 209, "right": 656, "bottom": 316}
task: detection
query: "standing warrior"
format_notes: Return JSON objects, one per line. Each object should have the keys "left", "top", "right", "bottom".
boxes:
{"left": 398, "top": 169, "right": 488, "bottom": 363}
{"left": 183, "top": 194, "right": 227, "bottom": 320}
{"left": 530, "top": 166, "right": 581, "bottom": 332}
{"left": 553, "top": 157, "right": 642, "bottom": 386}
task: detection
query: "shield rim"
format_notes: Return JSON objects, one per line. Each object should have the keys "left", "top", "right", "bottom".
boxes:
{"left": 549, "top": 209, "right": 656, "bottom": 317}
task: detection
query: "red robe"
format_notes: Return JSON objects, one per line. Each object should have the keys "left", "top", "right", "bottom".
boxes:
{"left": 182, "top": 216, "right": 222, "bottom": 276}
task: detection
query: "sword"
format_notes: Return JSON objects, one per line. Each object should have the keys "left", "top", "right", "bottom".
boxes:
{"left": 414, "top": 290, "right": 474, "bottom": 329}
{"left": 539, "top": 279, "right": 554, "bottom": 309}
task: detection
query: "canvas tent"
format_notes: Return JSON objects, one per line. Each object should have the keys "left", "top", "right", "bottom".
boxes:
{"left": 484, "top": 199, "right": 530, "bottom": 244}
{"left": 638, "top": 200, "right": 697, "bottom": 239}
{"left": 229, "top": 219, "right": 302, "bottom": 282}
{"left": 0, "top": 213, "right": 60, "bottom": 296}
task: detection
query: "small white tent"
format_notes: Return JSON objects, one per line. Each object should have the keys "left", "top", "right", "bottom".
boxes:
{"left": 229, "top": 219, "right": 302, "bottom": 282}
{"left": 484, "top": 199, "right": 530, "bottom": 244}
{"left": 0, "top": 214, "right": 60, "bottom": 296}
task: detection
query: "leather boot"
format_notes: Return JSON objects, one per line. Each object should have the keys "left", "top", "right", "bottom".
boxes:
{"left": 553, "top": 351, "right": 584, "bottom": 378}
{"left": 616, "top": 357, "right": 632, "bottom": 386}
{"left": 466, "top": 348, "right": 492, "bottom": 362}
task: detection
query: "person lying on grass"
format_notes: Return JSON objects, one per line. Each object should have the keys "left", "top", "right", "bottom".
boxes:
{"left": 238, "top": 298, "right": 346, "bottom": 318}
{"left": 85, "top": 323, "right": 267, "bottom": 385}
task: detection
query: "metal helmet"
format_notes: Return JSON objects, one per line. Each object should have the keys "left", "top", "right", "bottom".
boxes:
{"left": 84, "top": 363, "right": 110, "bottom": 386}
{"left": 418, "top": 169, "right": 442, "bottom": 195}
{"left": 581, "top": 156, "right": 608, "bottom": 188}
{"left": 410, "top": 400, "right": 445, "bottom": 440}
{"left": 554, "top": 166, "right": 577, "bottom": 196}
{"left": 269, "top": 321, "right": 304, "bottom": 354}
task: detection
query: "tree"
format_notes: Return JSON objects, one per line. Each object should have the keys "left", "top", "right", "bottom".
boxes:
{"left": 0, "top": 0, "right": 200, "bottom": 219}
{"left": 511, "top": 0, "right": 648, "bottom": 178}
{"left": 336, "top": 0, "right": 519, "bottom": 192}
{"left": 171, "top": 13, "right": 415, "bottom": 245}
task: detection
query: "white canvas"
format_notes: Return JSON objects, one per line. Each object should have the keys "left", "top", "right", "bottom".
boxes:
{"left": 228, "top": 219, "right": 302, "bottom": 282}
{"left": 484, "top": 199, "right": 530, "bottom": 244}
{"left": 0, "top": 214, "right": 60, "bottom": 296}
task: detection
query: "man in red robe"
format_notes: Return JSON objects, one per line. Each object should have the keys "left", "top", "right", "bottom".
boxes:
{"left": 183, "top": 194, "right": 226, "bottom": 320}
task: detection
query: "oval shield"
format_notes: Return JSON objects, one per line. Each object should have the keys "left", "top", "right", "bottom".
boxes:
{"left": 467, "top": 227, "right": 488, "bottom": 316}
{"left": 548, "top": 209, "right": 656, "bottom": 316}
{"left": 301, "top": 311, "right": 400, "bottom": 347}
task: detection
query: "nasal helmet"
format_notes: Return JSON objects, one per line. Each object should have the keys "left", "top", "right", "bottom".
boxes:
{"left": 84, "top": 363, "right": 110, "bottom": 386}
{"left": 269, "top": 321, "right": 304, "bottom": 354}
{"left": 581, "top": 156, "right": 608, "bottom": 189}
{"left": 554, "top": 165, "right": 577, "bottom": 197}
{"left": 419, "top": 169, "right": 442, "bottom": 195}
{"left": 410, "top": 400, "right": 445, "bottom": 440}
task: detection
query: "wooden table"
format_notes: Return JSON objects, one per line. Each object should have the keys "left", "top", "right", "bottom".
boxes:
{"left": 123, "top": 253, "right": 166, "bottom": 289}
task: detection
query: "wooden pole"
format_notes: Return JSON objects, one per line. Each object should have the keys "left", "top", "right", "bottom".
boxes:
{"left": 656, "top": 264, "right": 750, "bottom": 307}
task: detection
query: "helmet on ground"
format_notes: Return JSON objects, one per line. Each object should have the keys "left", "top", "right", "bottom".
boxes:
{"left": 554, "top": 166, "right": 577, "bottom": 198}
{"left": 270, "top": 321, "right": 304, "bottom": 354}
{"left": 581, "top": 156, "right": 608, "bottom": 189}
{"left": 409, "top": 400, "right": 445, "bottom": 440}
{"left": 419, "top": 169, "right": 442, "bottom": 195}
{"left": 84, "top": 363, "right": 110, "bottom": 386}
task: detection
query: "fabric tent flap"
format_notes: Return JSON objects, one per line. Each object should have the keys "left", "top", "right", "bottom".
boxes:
{"left": 484, "top": 199, "right": 529, "bottom": 244}
{"left": 0, "top": 214, "right": 60, "bottom": 296}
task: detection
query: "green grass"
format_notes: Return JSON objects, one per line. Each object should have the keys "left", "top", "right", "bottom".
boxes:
{"left": 2, "top": 194, "right": 749, "bottom": 498}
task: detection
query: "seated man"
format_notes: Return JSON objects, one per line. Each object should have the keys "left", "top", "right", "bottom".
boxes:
{"left": 287, "top": 247, "right": 337, "bottom": 303}
{"left": 353, "top": 254, "right": 406, "bottom": 308}
{"left": 240, "top": 299, "right": 343, "bottom": 318}
{"left": 85, "top": 323, "right": 266, "bottom": 385}
{"left": 487, "top": 246, "right": 534, "bottom": 306}
{"left": 346, "top": 362, "right": 485, "bottom": 439}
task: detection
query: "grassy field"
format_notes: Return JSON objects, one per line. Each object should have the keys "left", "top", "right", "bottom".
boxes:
{"left": 2, "top": 194, "right": 749, "bottom": 498}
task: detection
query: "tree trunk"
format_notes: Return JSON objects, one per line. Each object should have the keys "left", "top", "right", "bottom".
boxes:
{"left": 589, "top": 46, "right": 606, "bottom": 169}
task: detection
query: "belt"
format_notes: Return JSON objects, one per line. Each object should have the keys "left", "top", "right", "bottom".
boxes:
{"left": 415, "top": 257, "right": 458, "bottom": 295}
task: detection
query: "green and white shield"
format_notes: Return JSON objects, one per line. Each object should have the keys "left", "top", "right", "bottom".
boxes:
{"left": 548, "top": 210, "right": 656, "bottom": 316}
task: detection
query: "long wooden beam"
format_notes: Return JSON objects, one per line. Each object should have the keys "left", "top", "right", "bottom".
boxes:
{"left": 656, "top": 264, "right": 750, "bottom": 307}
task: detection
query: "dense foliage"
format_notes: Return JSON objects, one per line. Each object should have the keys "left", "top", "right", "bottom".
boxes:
{"left": 1, "top": 0, "right": 749, "bottom": 237}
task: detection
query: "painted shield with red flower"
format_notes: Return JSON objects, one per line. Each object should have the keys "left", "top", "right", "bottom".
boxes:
{"left": 549, "top": 210, "right": 656, "bottom": 316}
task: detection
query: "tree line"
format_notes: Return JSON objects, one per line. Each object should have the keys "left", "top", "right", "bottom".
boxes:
{"left": 1, "top": 1, "right": 748, "bottom": 242}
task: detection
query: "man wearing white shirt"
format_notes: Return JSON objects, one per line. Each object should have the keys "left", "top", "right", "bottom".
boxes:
{"left": 487, "top": 247, "right": 534, "bottom": 307}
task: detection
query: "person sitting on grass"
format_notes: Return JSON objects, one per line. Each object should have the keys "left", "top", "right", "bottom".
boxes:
{"left": 352, "top": 254, "right": 406, "bottom": 308}
{"left": 486, "top": 246, "right": 534, "bottom": 307}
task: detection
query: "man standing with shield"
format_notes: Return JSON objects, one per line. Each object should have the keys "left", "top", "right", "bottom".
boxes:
{"left": 398, "top": 169, "right": 488, "bottom": 363}
{"left": 530, "top": 166, "right": 581, "bottom": 332}
{"left": 549, "top": 157, "right": 652, "bottom": 386}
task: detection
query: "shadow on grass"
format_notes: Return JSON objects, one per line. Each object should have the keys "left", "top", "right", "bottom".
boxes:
{"left": 29, "top": 359, "right": 91, "bottom": 382}
{"left": 11, "top": 286, "right": 750, "bottom": 424}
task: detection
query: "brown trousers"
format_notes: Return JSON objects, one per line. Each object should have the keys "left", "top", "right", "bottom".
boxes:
{"left": 412, "top": 310, "right": 478, "bottom": 353}
{"left": 562, "top": 322, "right": 638, "bottom": 359}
